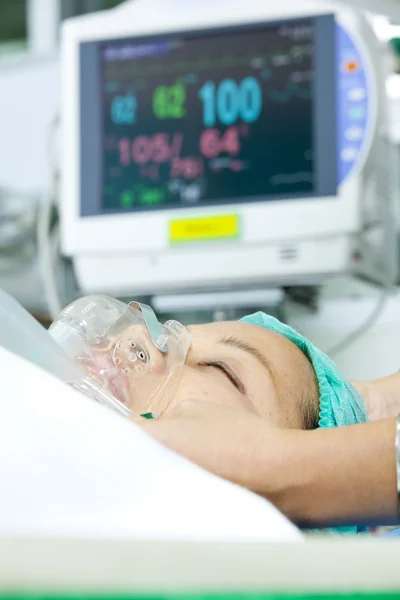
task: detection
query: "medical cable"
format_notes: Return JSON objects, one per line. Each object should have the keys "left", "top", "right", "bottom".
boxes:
{"left": 326, "top": 285, "right": 392, "bottom": 359}
{"left": 37, "top": 114, "right": 63, "bottom": 320}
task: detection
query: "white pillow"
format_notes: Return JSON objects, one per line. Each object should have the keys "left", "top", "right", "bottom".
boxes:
{"left": 0, "top": 346, "right": 302, "bottom": 542}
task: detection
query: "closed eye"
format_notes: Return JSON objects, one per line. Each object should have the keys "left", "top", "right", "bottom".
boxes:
{"left": 200, "top": 361, "right": 246, "bottom": 395}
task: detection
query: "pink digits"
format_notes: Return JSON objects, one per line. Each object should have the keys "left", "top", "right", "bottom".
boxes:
{"left": 117, "top": 132, "right": 203, "bottom": 180}
{"left": 118, "top": 133, "right": 184, "bottom": 166}
{"left": 152, "top": 134, "right": 171, "bottom": 164}
{"left": 223, "top": 127, "right": 240, "bottom": 155}
{"left": 199, "top": 127, "right": 240, "bottom": 159}
{"left": 170, "top": 132, "right": 183, "bottom": 160}
{"left": 118, "top": 129, "right": 241, "bottom": 167}
{"left": 199, "top": 129, "right": 219, "bottom": 159}
{"left": 132, "top": 136, "right": 153, "bottom": 165}
{"left": 118, "top": 138, "right": 131, "bottom": 166}
{"left": 170, "top": 157, "right": 203, "bottom": 180}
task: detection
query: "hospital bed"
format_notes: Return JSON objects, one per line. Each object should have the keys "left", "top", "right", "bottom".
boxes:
{"left": 0, "top": 323, "right": 400, "bottom": 597}
{"left": 0, "top": 537, "right": 399, "bottom": 599}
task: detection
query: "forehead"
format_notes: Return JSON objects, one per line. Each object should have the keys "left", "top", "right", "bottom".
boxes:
{"left": 188, "top": 320, "right": 298, "bottom": 358}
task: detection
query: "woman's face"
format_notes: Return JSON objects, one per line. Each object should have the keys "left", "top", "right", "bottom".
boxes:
{"left": 83, "top": 317, "right": 319, "bottom": 428}
{"left": 166, "top": 321, "right": 319, "bottom": 429}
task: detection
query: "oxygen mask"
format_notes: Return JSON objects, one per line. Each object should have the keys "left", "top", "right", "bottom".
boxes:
{"left": 49, "top": 295, "right": 192, "bottom": 418}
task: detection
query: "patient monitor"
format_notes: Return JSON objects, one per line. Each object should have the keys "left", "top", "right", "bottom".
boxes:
{"left": 60, "top": 0, "right": 396, "bottom": 297}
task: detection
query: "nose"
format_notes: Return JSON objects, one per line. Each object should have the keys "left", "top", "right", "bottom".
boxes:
{"left": 113, "top": 336, "right": 149, "bottom": 376}
{"left": 113, "top": 325, "right": 167, "bottom": 376}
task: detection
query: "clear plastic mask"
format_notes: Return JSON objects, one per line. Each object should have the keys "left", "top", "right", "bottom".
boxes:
{"left": 49, "top": 295, "right": 192, "bottom": 418}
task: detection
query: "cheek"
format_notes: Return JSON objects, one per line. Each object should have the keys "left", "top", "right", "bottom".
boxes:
{"left": 166, "top": 366, "right": 250, "bottom": 413}
{"left": 247, "top": 370, "right": 280, "bottom": 422}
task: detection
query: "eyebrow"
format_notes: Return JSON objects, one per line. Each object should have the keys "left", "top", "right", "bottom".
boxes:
{"left": 219, "top": 335, "right": 274, "bottom": 377}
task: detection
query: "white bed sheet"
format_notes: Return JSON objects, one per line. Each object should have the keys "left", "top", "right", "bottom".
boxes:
{"left": 0, "top": 345, "right": 301, "bottom": 542}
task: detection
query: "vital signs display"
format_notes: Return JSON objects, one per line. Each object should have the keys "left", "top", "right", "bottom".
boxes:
{"left": 79, "top": 16, "right": 341, "bottom": 216}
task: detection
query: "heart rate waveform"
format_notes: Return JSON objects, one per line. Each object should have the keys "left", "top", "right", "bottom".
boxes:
{"left": 269, "top": 81, "right": 312, "bottom": 103}
{"left": 270, "top": 172, "right": 314, "bottom": 186}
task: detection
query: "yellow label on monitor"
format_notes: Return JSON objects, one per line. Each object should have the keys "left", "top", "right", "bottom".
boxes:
{"left": 170, "top": 215, "right": 240, "bottom": 244}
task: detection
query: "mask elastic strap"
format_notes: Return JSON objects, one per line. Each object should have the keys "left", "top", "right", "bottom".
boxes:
{"left": 128, "top": 302, "right": 168, "bottom": 353}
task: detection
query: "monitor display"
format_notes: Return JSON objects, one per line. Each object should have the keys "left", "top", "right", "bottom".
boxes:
{"left": 80, "top": 16, "right": 337, "bottom": 216}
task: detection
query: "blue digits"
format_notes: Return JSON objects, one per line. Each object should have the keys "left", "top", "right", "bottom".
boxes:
{"left": 199, "top": 77, "right": 262, "bottom": 126}
{"left": 111, "top": 93, "right": 137, "bottom": 124}
{"left": 198, "top": 81, "right": 216, "bottom": 127}
{"left": 240, "top": 77, "right": 262, "bottom": 123}
{"left": 217, "top": 79, "right": 239, "bottom": 125}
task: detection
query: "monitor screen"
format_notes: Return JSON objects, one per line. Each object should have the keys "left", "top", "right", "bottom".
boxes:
{"left": 80, "top": 16, "right": 337, "bottom": 216}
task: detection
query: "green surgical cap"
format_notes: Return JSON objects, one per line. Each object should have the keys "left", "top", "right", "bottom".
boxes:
{"left": 240, "top": 312, "right": 369, "bottom": 535}
{"left": 240, "top": 312, "right": 368, "bottom": 428}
